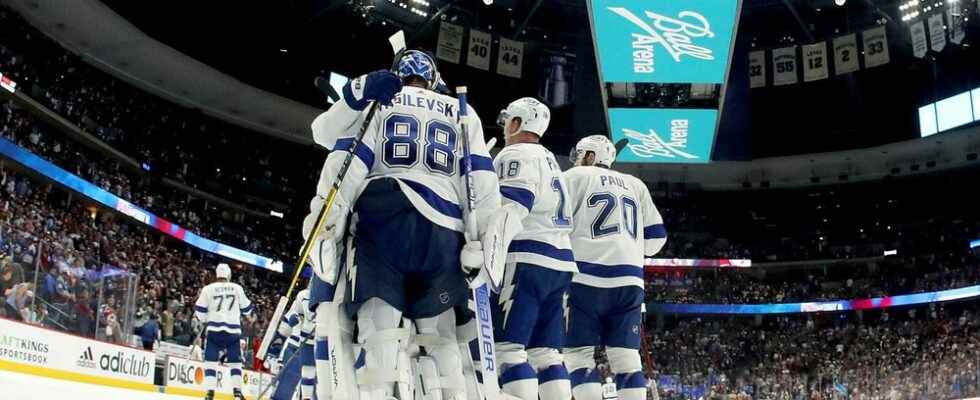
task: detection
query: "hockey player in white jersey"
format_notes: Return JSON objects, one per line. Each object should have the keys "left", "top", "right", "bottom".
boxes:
{"left": 267, "top": 287, "right": 316, "bottom": 400}
{"left": 305, "top": 50, "right": 501, "bottom": 400}
{"left": 482, "top": 97, "right": 575, "bottom": 400}
{"left": 562, "top": 135, "right": 666, "bottom": 400}
{"left": 194, "top": 263, "right": 255, "bottom": 400}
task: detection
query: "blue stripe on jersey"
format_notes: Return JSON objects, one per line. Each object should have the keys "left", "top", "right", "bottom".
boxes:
{"left": 644, "top": 224, "right": 667, "bottom": 239}
{"left": 401, "top": 180, "right": 463, "bottom": 219}
{"left": 194, "top": 305, "right": 208, "bottom": 313}
{"left": 207, "top": 321, "right": 242, "bottom": 330}
{"left": 334, "top": 137, "right": 376, "bottom": 169}
{"left": 509, "top": 240, "right": 574, "bottom": 262}
{"left": 342, "top": 81, "right": 370, "bottom": 111}
{"left": 461, "top": 154, "right": 495, "bottom": 174}
{"left": 287, "top": 315, "right": 300, "bottom": 327}
{"left": 301, "top": 331, "right": 315, "bottom": 340}
{"left": 576, "top": 261, "right": 643, "bottom": 279}
{"left": 240, "top": 303, "right": 254, "bottom": 314}
{"left": 500, "top": 186, "right": 535, "bottom": 211}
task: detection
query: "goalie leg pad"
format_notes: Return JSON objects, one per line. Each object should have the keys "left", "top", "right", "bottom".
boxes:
{"left": 357, "top": 298, "right": 409, "bottom": 400}
{"left": 415, "top": 309, "right": 467, "bottom": 400}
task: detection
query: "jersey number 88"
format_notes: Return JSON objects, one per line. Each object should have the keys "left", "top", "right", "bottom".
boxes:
{"left": 382, "top": 113, "right": 458, "bottom": 175}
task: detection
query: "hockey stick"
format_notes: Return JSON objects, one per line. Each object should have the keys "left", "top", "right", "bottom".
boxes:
{"left": 257, "top": 30, "right": 407, "bottom": 362}
{"left": 257, "top": 337, "right": 312, "bottom": 400}
{"left": 457, "top": 86, "right": 502, "bottom": 400}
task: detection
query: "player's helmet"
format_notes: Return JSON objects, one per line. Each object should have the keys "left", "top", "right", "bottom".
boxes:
{"left": 496, "top": 97, "right": 550, "bottom": 137}
{"left": 396, "top": 50, "right": 440, "bottom": 90}
{"left": 573, "top": 135, "right": 617, "bottom": 167}
{"left": 216, "top": 263, "right": 231, "bottom": 280}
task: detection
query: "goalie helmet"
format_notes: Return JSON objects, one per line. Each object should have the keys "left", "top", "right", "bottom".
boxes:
{"left": 496, "top": 97, "right": 550, "bottom": 137}
{"left": 572, "top": 135, "right": 617, "bottom": 167}
{"left": 396, "top": 50, "right": 441, "bottom": 90}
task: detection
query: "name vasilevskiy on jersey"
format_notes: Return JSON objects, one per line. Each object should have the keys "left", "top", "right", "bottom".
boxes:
{"left": 382, "top": 92, "right": 456, "bottom": 119}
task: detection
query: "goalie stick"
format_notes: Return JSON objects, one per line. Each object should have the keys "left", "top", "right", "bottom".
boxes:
{"left": 457, "top": 86, "right": 503, "bottom": 400}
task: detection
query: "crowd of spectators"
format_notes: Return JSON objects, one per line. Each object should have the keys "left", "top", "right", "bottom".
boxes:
{"left": 0, "top": 166, "right": 281, "bottom": 358}
{"left": 0, "top": 5, "right": 320, "bottom": 261}
{"left": 648, "top": 304, "right": 980, "bottom": 400}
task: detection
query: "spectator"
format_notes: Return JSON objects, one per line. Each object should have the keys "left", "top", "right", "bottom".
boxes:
{"left": 4, "top": 281, "right": 33, "bottom": 321}
{"left": 140, "top": 313, "right": 160, "bottom": 351}
{"left": 161, "top": 306, "right": 174, "bottom": 341}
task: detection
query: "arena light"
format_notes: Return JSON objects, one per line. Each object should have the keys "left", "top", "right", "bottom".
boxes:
{"left": 270, "top": 210, "right": 284, "bottom": 218}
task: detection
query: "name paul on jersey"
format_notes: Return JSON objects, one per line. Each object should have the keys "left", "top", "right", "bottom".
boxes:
{"left": 600, "top": 174, "right": 630, "bottom": 190}
{"left": 382, "top": 92, "right": 456, "bottom": 119}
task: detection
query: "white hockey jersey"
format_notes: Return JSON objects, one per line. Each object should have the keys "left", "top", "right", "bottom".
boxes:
{"left": 309, "top": 82, "right": 500, "bottom": 237}
{"left": 194, "top": 281, "right": 254, "bottom": 335}
{"left": 564, "top": 166, "right": 666, "bottom": 288}
{"left": 276, "top": 289, "right": 313, "bottom": 350}
{"left": 493, "top": 143, "right": 575, "bottom": 272}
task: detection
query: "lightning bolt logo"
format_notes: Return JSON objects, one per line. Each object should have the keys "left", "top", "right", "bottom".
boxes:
{"left": 347, "top": 237, "right": 357, "bottom": 301}
{"left": 498, "top": 263, "right": 518, "bottom": 329}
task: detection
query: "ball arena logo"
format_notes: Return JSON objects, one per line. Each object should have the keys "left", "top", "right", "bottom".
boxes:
{"left": 606, "top": 7, "right": 716, "bottom": 74}
{"left": 621, "top": 119, "right": 698, "bottom": 160}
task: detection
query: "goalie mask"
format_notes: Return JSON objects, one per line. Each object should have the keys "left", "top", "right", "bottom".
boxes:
{"left": 396, "top": 50, "right": 441, "bottom": 90}
{"left": 572, "top": 135, "right": 617, "bottom": 167}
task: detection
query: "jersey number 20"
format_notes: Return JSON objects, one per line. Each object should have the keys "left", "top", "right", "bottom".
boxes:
{"left": 587, "top": 193, "right": 637, "bottom": 239}
{"left": 382, "top": 113, "right": 458, "bottom": 175}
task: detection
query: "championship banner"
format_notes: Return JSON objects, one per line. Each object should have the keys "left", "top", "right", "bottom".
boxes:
{"left": 862, "top": 26, "right": 890, "bottom": 67}
{"left": 832, "top": 34, "right": 859, "bottom": 75}
{"left": 0, "top": 318, "right": 154, "bottom": 385}
{"left": 748, "top": 50, "right": 766, "bottom": 88}
{"left": 802, "top": 41, "right": 828, "bottom": 82}
{"left": 609, "top": 108, "right": 718, "bottom": 164}
{"left": 435, "top": 22, "right": 464, "bottom": 64}
{"left": 910, "top": 21, "right": 927, "bottom": 58}
{"left": 466, "top": 29, "right": 492, "bottom": 71}
{"left": 928, "top": 13, "right": 947, "bottom": 52}
{"left": 948, "top": 2, "right": 967, "bottom": 45}
{"left": 587, "top": 0, "right": 740, "bottom": 83}
{"left": 771, "top": 46, "right": 798, "bottom": 86}
{"left": 167, "top": 356, "right": 274, "bottom": 398}
{"left": 496, "top": 37, "right": 524, "bottom": 78}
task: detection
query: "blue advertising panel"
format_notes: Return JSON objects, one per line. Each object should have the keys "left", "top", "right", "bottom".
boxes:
{"left": 609, "top": 108, "right": 717, "bottom": 163}
{"left": 649, "top": 284, "right": 980, "bottom": 315}
{"left": 589, "top": 0, "right": 741, "bottom": 83}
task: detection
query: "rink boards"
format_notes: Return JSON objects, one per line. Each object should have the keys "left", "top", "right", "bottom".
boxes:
{"left": 0, "top": 318, "right": 274, "bottom": 400}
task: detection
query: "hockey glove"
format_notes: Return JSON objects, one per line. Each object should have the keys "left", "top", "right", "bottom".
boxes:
{"left": 343, "top": 70, "right": 403, "bottom": 110}
{"left": 460, "top": 241, "right": 484, "bottom": 278}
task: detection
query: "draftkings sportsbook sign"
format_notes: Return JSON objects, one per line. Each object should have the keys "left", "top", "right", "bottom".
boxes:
{"left": 589, "top": 0, "right": 741, "bottom": 83}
